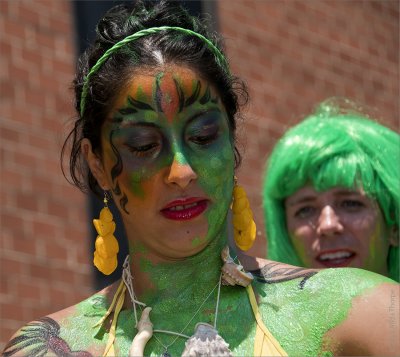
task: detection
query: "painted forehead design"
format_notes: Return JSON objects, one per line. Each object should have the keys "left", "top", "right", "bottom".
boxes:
{"left": 112, "top": 73, "right": 219, "bottom": 124}
{"left": 80, "top": 26, "right": 229, "bottom": 116}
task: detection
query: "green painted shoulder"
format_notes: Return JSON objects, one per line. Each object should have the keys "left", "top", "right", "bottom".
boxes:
{"left": 252, "top": 267, "right": 393, "bottom": 356}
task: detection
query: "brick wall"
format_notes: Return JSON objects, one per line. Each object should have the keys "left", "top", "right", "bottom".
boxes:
{"left": 0, "top": 0, "right": 91, "bottom": 348}
{"left": 217, "top": 0, "right": 399, "bottom": 257}
{"left": 0, "top": 0, "right": 398, "bottom": 350}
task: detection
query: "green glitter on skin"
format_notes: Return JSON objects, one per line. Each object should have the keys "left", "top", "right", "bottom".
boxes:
{"left": 58, "top": 294, "right": 115, "bottom": 354}
{"left": 90, "top": 67, "right": 244, "bottom": 353}
{"left": 54, "top": 67, "right": 396, "bottom": 356}
{"left": 54, "top": 265, "right": 395, "bottom": 356}
{"left": 255, "top": 268, "right": 394, "bottom": 355}
{"left": 115, "top": 238, "right": 256, "bottom": 356}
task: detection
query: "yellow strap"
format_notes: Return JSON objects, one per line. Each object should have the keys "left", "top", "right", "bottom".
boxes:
{"left": 246, "top": 285, "right": 288, "bottom": 357}
{"left": 103, "top": 284, "right": 126, "bottom": 357}
{"left": 93, "top": 280, "right": 125, "bottom": 328}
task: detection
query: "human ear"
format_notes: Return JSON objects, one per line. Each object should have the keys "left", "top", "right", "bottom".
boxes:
{"left": 81, "top": 138, "right": 110, "bottom": 191}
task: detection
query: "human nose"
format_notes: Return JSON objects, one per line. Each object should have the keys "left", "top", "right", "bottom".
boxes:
{"left": 316, "top": 206, "right": 343, "bottom": 236}
{"left": 165, "top": 156, "right": 197, "bottom": 190}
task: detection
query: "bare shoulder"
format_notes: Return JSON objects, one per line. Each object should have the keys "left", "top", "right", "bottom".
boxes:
{"left": 327, "top": 280, "right": 400, "bottom": 356}
{"left": 241, "top": 255, "right": 399, "bottom": 355}
{"left": 2, "top": 283, "right": 117, "bottom": 357}
{"left": 240, "top": 254, "right": 318, "bottom": 286}
{"left": 2, "top": 315, "right": 93, "bottom": 357}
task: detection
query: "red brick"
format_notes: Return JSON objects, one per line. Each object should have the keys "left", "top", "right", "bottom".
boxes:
{"left": 1, "top": 302, "right": 25, "bottom": 321}
{"left": 16, "top": 279, "right": 43, "bottom": 302}
{"left": 32, "top": 220, "right": 58, "bottom": 238}
{"left": 35, "top": 31, "right": 55, "bottom": 50}
{"left": 15, "top": 191, "right": 39, "bottom": 212}
{"left": 16, "top": 3, "right": 41, "bottom": 28}
{"left": 50, "top": 266, "right": 76, "bottom": 286}
{"left": 0, "top": 254, "right": 24, "bottom": 274}
{"left": 11, "top": 236, "right": 37, "bottom": 255}
{"left": 25, "top": 306, "right": 53, "bottom": 322}
{"left": 2, "top": 18, "right": 26, "bottom": 40}
{"left": 44, "top": 240, "right": 68, "bottom": 261}
{"left": 0, "top": 1, "right": 9, "bottom": 14}
{"left": 29, "top": 261, "right": 51, "bottom": 280}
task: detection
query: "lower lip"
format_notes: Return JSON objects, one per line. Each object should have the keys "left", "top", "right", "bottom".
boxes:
{"left": 317, "top": 254, "right": 355, "bottom": 268}
{"left": 161, "top": 200, "right": 208, "bottom": 221}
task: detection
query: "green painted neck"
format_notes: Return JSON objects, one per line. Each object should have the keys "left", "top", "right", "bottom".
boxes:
{"left": 131, "top": 226, "right": 228, "bottom": 306}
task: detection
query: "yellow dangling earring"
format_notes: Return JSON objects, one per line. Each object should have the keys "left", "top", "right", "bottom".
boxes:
{"left": 93, "top": 192, "right": 119, "bottom": 275}
{"left": 232, "top": 178, "right": 256, "bottom": 251}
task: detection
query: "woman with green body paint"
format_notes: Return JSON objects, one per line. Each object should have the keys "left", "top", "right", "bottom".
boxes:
{"left": 263, "top": 98, "right": 399, "bottom": 282}
{"left": 3, "top": 2, "right": 399, "bottom": 356}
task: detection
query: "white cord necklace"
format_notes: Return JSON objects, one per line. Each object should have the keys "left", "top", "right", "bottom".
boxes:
{"left": 122, "top": 256, "right": 226, "bottom": 357}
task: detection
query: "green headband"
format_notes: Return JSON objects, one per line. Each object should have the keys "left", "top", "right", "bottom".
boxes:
{"left": 80, "top": 26, "right": 229, "bottom": 116}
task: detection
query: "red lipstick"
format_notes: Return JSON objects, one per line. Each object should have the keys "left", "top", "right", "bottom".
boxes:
{"left": 161, "top": 198, "right": 208, "bottom": 220}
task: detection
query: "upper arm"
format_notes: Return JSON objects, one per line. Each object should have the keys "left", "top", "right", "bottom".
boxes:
{"left": 2, "top": 316, "right": 93, "bottom": 357}
{"left": 325, "top": 282, "right": 400, "bottom": 356}
{"left": 2, "top": 318, "right": 55, "bottom": 356}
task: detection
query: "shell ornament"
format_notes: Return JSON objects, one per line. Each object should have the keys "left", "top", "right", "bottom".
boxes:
{"left": 181, "top": 323, "right": 232, "bottom": 357}
{"left": 129, "top": 307, "right": 153, "bottom": 357}
{"left": 221, "top": 246, "right": 253, "bottom": 287}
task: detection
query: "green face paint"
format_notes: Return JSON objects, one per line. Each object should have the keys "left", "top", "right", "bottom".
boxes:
{"left": 99, "top": 65, "right": 234, "bottom": 260}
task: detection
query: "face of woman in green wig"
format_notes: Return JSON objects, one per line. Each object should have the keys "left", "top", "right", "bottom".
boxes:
{"left": 285, "top": 185, "right": 395, "bottom": 275}
{"left": 85, "top": 65, "right": 235, "bottom": 260}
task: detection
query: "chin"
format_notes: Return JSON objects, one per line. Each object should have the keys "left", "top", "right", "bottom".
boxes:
{"left": 162, "top": 236, "right": 210, "bottom": 258}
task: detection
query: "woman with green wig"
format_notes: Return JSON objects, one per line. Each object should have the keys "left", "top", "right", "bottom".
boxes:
{"left": 263, "top": 97, "right": 399, "bottom": 282}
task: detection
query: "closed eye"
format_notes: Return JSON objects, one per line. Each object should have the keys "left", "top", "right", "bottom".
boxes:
{"left": 189, "top": 130, "right": 219, "bottom": 146}
{"left": 125, "top": 142, "right": 160, "bottom": 157}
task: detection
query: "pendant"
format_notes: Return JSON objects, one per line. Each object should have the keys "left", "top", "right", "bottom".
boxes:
{"left": 181, "top": 323, "right": 232, "bottom": 357}
{"left": 161, "top": 351, "right": 171, "bottom": 357}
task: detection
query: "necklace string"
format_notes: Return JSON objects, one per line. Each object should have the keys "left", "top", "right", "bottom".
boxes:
{"left": 122, "top": 255, "right": 223, "bottom": 354}
{"left": 122, "top": 257, "right": 146, "bottom": 324}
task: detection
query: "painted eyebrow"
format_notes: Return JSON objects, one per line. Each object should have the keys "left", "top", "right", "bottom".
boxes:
{"left": 186, "top": 108, "right": 223, "bottom": 126}
{"left": 110, "top": 96, "right": 156, "bottom": 123}
{"left": 119, "top": 121, "right": 160, "bottom": 129}
{"left": 109, "top": 108, "right": 222, "bottom": 127}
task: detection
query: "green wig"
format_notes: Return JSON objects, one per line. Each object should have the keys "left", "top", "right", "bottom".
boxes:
{"left": 263, "top": 98, "right": 399, "bottom": 281}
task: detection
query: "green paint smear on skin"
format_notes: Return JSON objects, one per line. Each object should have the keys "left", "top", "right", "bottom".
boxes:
{"left": 129, "top": 170, "right": 145, "bottom": 198}
{"left": 120, "top": 236, "right": 256, "bottom": 356}
{"left": 119, "top": 73, "right": 234, "bottom": 205}
{"left": 57, "top": 261, "right": 393, "bottom": 355}
{"left": 197, "top": 142, "right": 234, "bottom": 244}
{"left": 58, "top": 294, "right": 114, "bottom": 353}
{"left": 255, "top": 267, "right": 394, "bottom": 355}
{"left": 191, "top": 235, "right": 202, "bottom": 246}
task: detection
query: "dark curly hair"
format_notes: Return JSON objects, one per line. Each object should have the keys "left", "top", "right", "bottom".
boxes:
{"left": 62, "top": 0, "right": 248, "bottom": 196}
